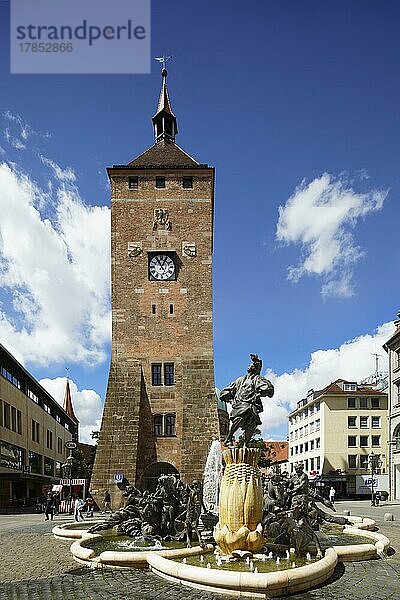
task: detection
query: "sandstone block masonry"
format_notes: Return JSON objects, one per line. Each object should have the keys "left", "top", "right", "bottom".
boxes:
{"left": 90, "top": 147, "right": 221, "bottom": 509}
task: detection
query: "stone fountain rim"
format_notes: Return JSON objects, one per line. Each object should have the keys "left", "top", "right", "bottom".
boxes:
{"left": 147, "top": 547, "right": 338, "bottom": 598}
{"left": 70, "top": 533, "right": 214, "bottom": 569}
{"left": 52, "top": 520, "right": 106, "bottom": 540}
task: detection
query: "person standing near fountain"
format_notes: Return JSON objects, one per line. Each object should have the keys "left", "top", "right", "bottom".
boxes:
{"left": 221, "top": 354, "right": 274, "bottom": 446}
{"left": 44, "top": 492, "right": 55, "bottom": 521}
{"left": 103, "top": 490, "right": 112, "bottom": 513}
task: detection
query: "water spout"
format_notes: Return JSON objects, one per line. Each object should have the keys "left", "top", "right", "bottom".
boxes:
{"left": 203, "top": 440, "right": 223, "bottom": 514}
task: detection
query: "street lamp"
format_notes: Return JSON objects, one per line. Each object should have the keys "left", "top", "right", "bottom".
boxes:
{"left": 62, "top": 453, "right": 74, "bottom": 510}
{"left": 368, "top": 451, "right": 383, "bottom": 506}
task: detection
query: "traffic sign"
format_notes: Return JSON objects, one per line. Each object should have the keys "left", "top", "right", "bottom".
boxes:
{"left": 23, "top": 465, "right": 31, "bottom": 473}
{"left": 65, "top": 441, "right": 77, "bottom": 450}
{"left": 114, "top": 473, "right": 124, "bottom": 483}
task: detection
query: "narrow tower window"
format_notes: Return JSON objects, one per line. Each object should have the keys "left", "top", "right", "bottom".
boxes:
{"left": 182, "top": 176, "right": 193, "bottom": 189}
{"left": 165, "top": 414, "right": 176, "bottom": 436}
{"left": 128, "top": 176, "right": 138, "bottom": 189}
{"left": 156, "top": 176, "right": 165, "bottom": 189}
{"left": 153, "top": 414, "right": 163, "bottom": 436}
{"left": 164, "top": 363, "right": 174, "bottom": 386}
{"left": 152, "top": 304, "right": 156, "bottom": 314}
{"left": 151, "top": 363, "right": 162, "bottom": 386}
{"left": 169, "top": 304, "right": 174, "bottom": 315}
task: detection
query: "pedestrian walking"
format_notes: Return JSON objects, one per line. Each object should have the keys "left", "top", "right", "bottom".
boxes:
{"left": 86, "top": 496, "right": 94, "bottom": 517}
{"left": 329, "top": 486, "right": 336, "bottom": 505}
{"left": 103, "top": 490, "right": 112, "bottom": 513}
{"left": 53, "top": 492, "right": 61, "bottom": 515}
{"left": 39, "top": 493, "right": 46, "bottom": 513}
{"left": 73, "top": 496, "right": 85, "bottom": 522}
{"left": 44, "top": 493, "right": 55, "bottom": 521}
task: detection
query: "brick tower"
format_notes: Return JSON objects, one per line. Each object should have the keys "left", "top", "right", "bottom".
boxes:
{"left": 90, "top": 66, "right": 220, "bottom": 506}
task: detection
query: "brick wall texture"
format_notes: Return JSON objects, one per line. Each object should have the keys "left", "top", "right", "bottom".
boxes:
{"left": 90, "top": 149, "right": 221, "bottom": 508}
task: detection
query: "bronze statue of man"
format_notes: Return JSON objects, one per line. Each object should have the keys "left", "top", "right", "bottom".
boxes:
{"left": 220, "top": 354, "right": 274, "bottom": 446}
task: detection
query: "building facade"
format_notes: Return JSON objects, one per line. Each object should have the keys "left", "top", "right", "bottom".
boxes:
{"left": 0, "top": 343, "right": 77, "bottom": 510}
{"left": 383, "top": 313, "right": 400, "bottom": 500}
{"left": 288, "top": 379, "right": 388, "bottom": 497}
{"left": 90, "top": 68, "right": 221, "bottom": 505}
{"left": 264, "top": 441, "right": 289, "bottom": 475}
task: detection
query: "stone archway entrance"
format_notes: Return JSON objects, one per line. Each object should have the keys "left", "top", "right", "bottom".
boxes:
{"left": 141, "top": 461, "right": 179, "bottom": 492}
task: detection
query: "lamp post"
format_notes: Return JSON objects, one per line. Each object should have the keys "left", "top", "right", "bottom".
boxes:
{"left": 62, "top": 440, "right": 77, "bottom": 513}
{"left": 62, "top": 454, "right": 74, "bottom": 509}
{"left": 368, "top": 451, "right": 383, "bottom": 506}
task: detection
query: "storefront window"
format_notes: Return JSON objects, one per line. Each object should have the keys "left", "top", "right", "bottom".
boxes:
{"left": 44, "top": 457, "right": 54, "bottom": 477}
{"left": 0, "top": 441, "right": 23, "bottom": 470}
{"left": 29, "top": 451, "right": 42, "bottom": 474}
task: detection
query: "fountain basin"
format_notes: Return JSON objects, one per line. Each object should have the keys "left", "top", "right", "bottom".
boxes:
{"left": 333, "top": 526, "right": 390, "bottom": 561}
{"left": 147, "top": 548, "right": 338, "bottom": 598}
{"left": 145, "top": 521, "right": 390, "bottom": 597}
{"left": 52, "top": 520, "right": 105, "bottom": 540}
{"left": 70, "top": 533, "right": 214, "bottom": 569}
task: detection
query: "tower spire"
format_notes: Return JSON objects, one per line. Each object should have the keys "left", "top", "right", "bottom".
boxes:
{"left": 153, "top": 56, "right": 178, "bottom": 143}
{"left": 63, "top": 376, "right": 79, "bottom": 441}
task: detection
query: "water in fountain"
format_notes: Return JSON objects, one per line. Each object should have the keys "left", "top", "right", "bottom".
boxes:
{"left": 202, "top": 439, "right": 223, "bottom": 514}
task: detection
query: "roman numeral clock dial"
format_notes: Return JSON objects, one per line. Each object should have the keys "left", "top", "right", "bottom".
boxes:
{"left": 149, "top": 253, "right": 176, "bottom": 281}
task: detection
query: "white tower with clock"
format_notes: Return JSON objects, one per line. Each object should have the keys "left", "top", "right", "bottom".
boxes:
{"left": 90, "top": 66, "right": 221, "bottom": 504}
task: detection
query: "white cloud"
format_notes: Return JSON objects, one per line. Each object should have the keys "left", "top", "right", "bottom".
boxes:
{"left": 2, "top": 111, "right": 51, "bottom": 152}
{"left": 0, "top": 160, "right": 111, "bottom": 367}
{"left": 40, "top": 377, "right": 103, "bottom": 444}
{"left": 259, "top": 321, "right": 395, "bottom": 438}
{"left": 276, "top": 173, "right": 388, "bottom": 298}
{"left": 40, "top": 155, "right": 76, "bottom": 182}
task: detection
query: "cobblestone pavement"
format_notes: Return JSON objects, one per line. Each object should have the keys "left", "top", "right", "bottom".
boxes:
{"left": 0, "top": 500, "right": 400, "bottom": 599}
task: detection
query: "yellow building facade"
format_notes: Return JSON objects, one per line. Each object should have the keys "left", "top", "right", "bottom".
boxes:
{"left": 288, "top": 379, "right": 388, "bottom": 497}
{"left": 0, "top": 343, "right": 77, "bottom": 510}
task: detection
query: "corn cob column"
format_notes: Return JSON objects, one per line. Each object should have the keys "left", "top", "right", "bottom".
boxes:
{"left": 213, "top": 447, "right": 266, "bottom": 555}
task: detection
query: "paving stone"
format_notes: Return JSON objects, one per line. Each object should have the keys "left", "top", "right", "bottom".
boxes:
{"left": 1, "top": 502, "right": 400, "bottom": 599}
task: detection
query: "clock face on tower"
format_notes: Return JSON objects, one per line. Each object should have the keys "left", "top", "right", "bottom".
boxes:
{"left": 148, "top": 253, "right": 176, "bottom": 281}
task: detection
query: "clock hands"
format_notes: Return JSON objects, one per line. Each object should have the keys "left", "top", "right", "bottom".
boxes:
{"left": 149, "top": 254, "right": 175, "bottom": 280}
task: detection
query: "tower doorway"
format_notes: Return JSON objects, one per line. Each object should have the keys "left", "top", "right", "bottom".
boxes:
{"left": 141, "top": 462, "right": 179, "bottom": 492}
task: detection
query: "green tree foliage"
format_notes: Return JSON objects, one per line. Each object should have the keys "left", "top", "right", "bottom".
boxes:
{"left": 70, "top": 447, "right": 96, "bottom": 479}
{"left": 237, "top": 428, "right": 268, "bottom": 468}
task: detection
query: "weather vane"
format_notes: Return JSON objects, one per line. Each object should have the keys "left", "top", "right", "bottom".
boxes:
{"left": 155, "top": 55, "right": 173, "bottom": 72}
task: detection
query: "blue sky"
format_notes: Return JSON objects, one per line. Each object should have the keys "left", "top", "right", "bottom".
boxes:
{"left": 0, "top": 1, "right": 399, "bottom": 442}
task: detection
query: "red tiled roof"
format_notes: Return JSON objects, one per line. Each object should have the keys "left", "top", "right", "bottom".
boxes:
{"left": 315, "top": 379, "right": 386, "bottom": 397}
{"left": 265, "top": 441, "right": 288, "bottom": 463}
{"left": 63, "top": 380, "right": 79, "bottom": 424}
{"left": 127, "top": 140, "right": 200, "bottom": 168}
